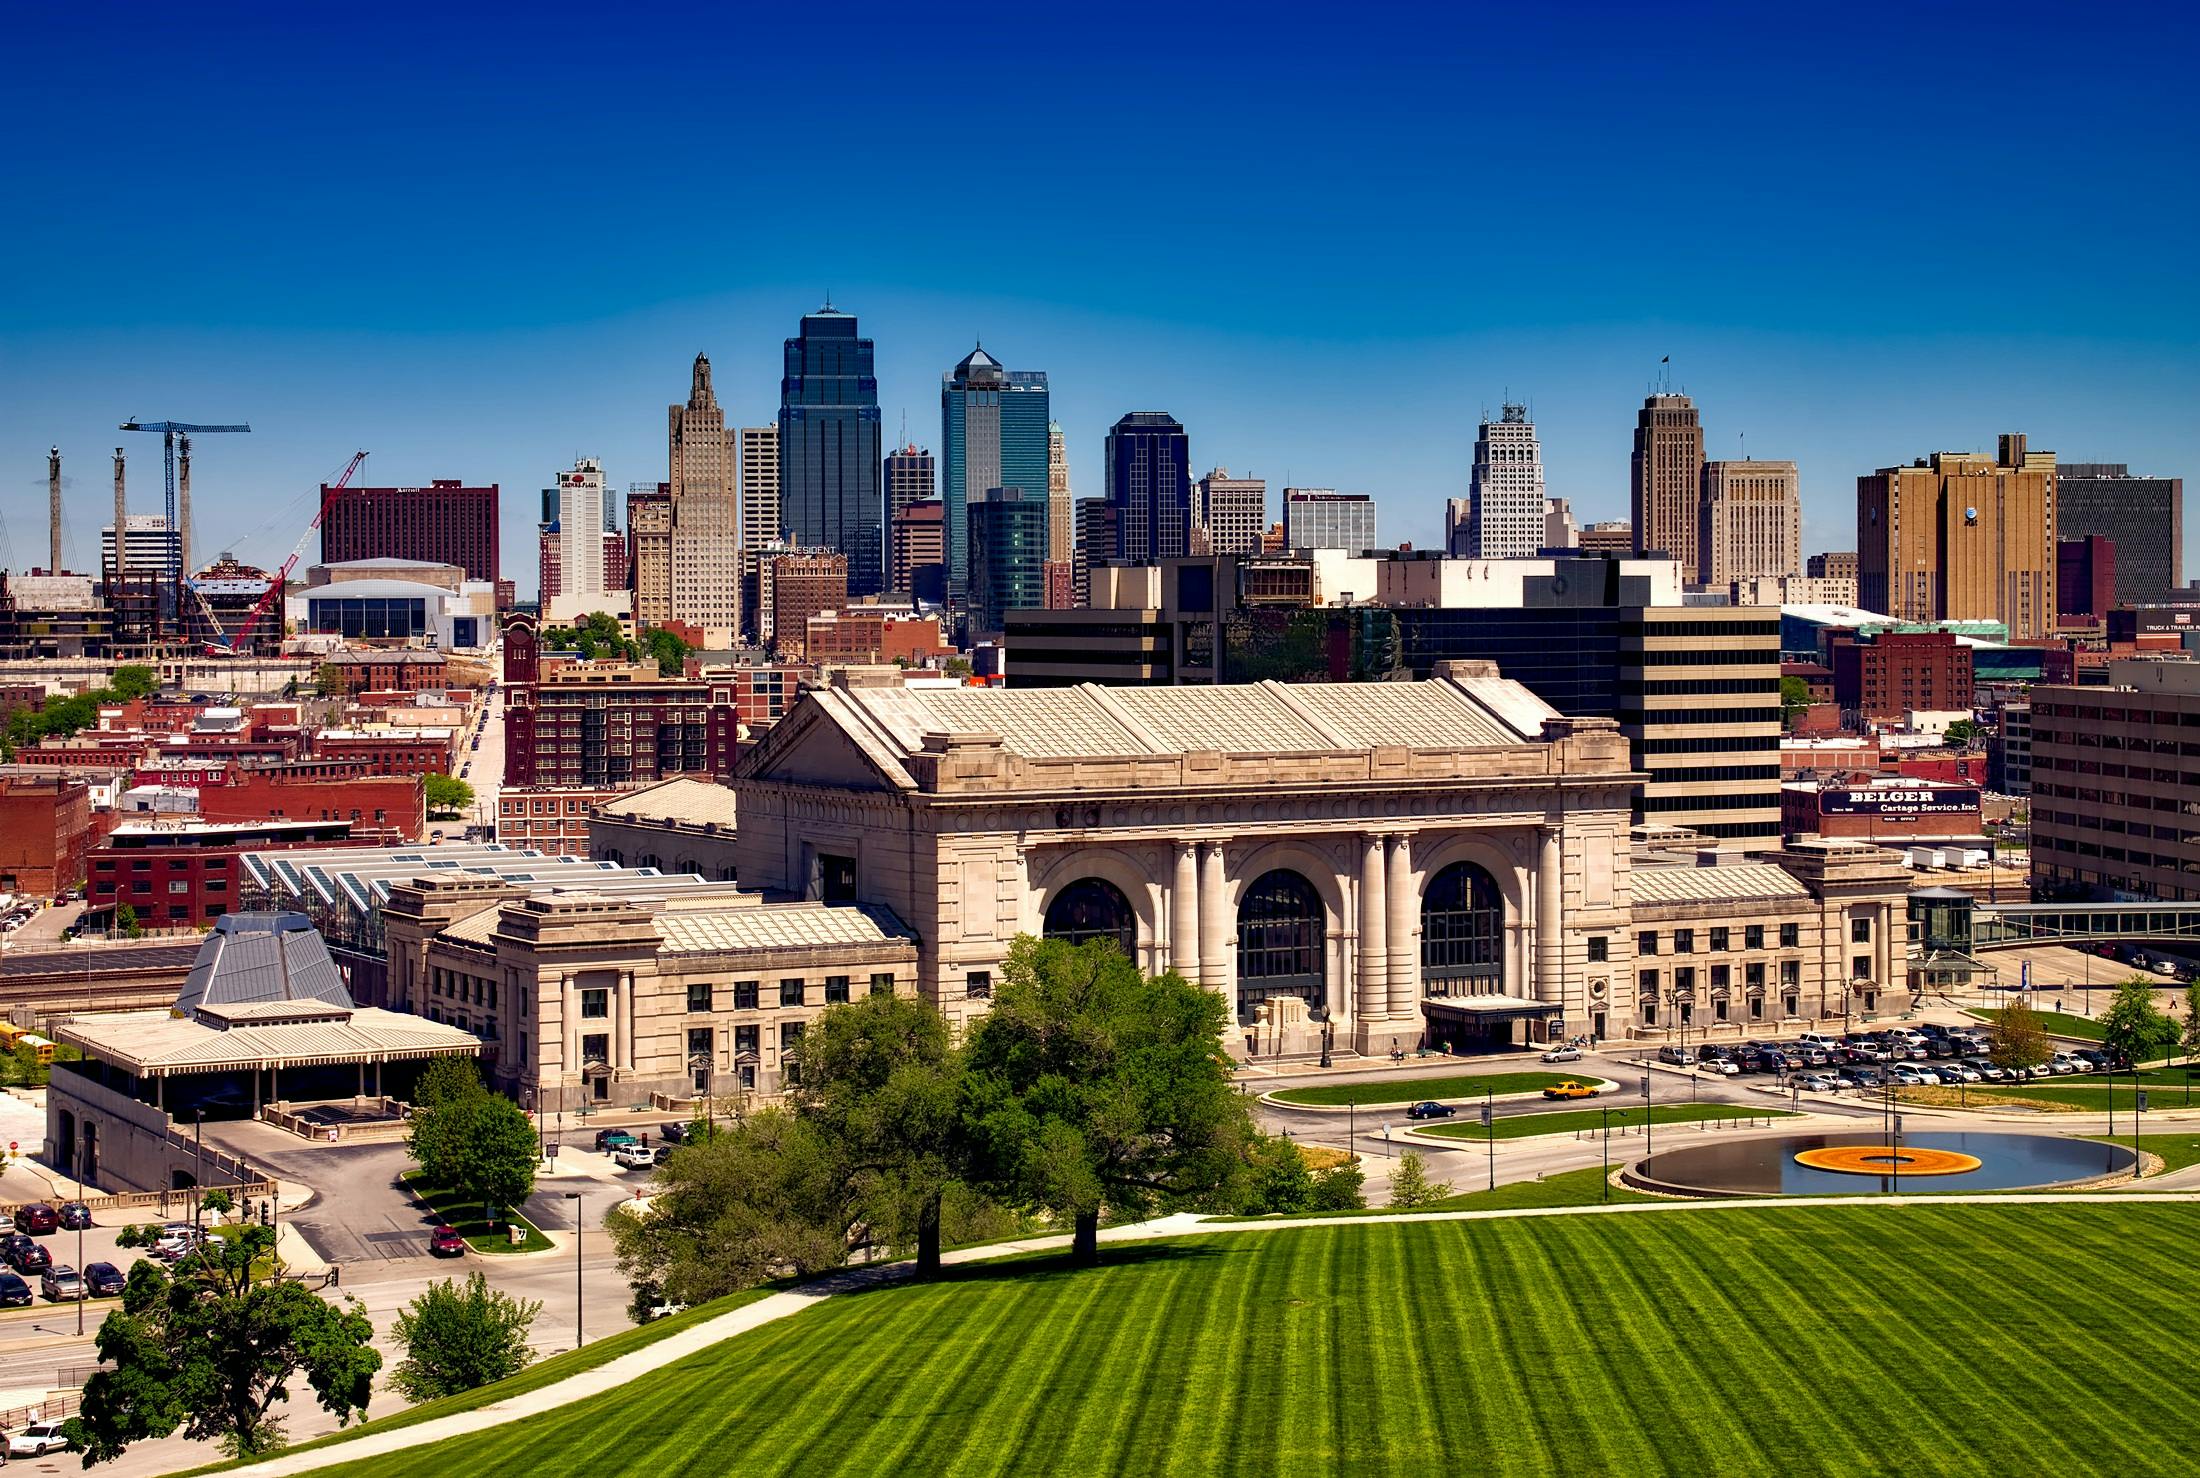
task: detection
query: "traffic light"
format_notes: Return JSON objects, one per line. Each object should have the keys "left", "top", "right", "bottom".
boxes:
{"left": 258, "top": 1199, "right": 271, "bottom": 1227}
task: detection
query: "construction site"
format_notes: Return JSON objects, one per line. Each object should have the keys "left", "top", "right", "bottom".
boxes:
{"left": 1, "top": 429, "right": 500, "bottom": 694}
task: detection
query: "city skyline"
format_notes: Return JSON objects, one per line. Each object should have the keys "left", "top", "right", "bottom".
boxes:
{"left": 5, "top": 6, "right": 2196, "bottom": 595}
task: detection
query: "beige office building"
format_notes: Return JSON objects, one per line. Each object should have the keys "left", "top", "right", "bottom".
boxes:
{"left": 739, "top": 425, "right": 781, "bottom": 551}
{"left": 662, "top": 354, "right": 741, "bottom": 644}
{"left": 1047, "top": 422, "right": 1072, "bottom": 564}
{"left": 1698, "top": 459, "right": 1800, "bottom": 586}
{"left": 630, "top": 490, "right": 673, "bottom": 627}
{"left": 1857, "top": 434, "right": 2057, "bottom": 640}
{"left": 1196, "top": 468, "right": 1268, "bottom": 556}
{"left": 1630, "top": 393, "right": 1704, "bottom": 572}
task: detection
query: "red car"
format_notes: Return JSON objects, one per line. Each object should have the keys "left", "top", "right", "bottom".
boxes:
{"left": 429, "top": 1226, "right": 466, "bottom": 1258}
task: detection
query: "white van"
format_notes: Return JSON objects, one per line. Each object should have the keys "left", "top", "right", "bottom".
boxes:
{"left": 1798, "top": 1032, "right": 1843, "bottom": 1052}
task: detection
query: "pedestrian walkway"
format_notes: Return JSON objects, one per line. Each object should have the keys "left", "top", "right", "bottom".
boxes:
{"left": 225, "top": 1184, "right": 2200, "bottom": 1475}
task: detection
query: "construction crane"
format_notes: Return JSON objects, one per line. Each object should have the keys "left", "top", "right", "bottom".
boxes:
{"left": 120, "top": 418, "right": 250, "bottom": 630}
{"left": 208, "top": 450, "right": 368, "bottom": 656}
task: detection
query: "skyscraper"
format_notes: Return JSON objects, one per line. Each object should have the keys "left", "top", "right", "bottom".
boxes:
{"left": 628, "top": 486, "right": 672, "bottom": 625}
{"left": 666, "top": 353, "right": 740, "bottom": 641}
{"left": 1443, "top": 497, "right": 1473, "bottom": 557}
{"left": 780, "top": 306, "right": 884, "bottom": 595}
{"left": 2054, "top": 462, "right": 2184, "bottom": 605}
{"left": 1282, "top": 489, "right": 1377, "bottom": 551}
{"left": 738, "top": 424, "right": 780, "bottom": 551}
{"left": 556, "top": 457, "right": 608, "bottom": 602}
{"left": 941, "top": 346, "right": 1049, "bottom": 596}
{"left": 883, "top": 444, "right": 935, "bottom": 594}
{"left": 1464, "top": 404, "right": 1547, "bottom": 558}
{"left": 1857, "top": 434, "right": 2057, "bottom": 640}
{"left": 320, "top": 480, "right": 499, "bottom": 584}
{"left": 1195, "top": 469, "right": 1267, "bottom": 556}
{"left": 1104, "top": 413, "right": 1191, "bottom": 565}
{"left": 1698, "top": 459, "right": 1800, "bottom": 586}
{"left": 967, "top": 487, "right": 1049, "bottom": 636}
{"left": 1630, "top": 393, "right": 1704, "bottom": 569}
{"left": 1047, "top": 422, "right": 1073, "bottom": 564}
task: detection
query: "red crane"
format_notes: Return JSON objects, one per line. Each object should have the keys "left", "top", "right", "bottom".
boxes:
{"left": 208, "top": 451, "right": 369, "bottom": 655}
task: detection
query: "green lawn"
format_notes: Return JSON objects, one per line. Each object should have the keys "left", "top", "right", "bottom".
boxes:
{"left": 171, "top": 1289, "right": 780, "bottom": 1475}
{"left": 1213, "top": 1165, "right": 1661, "bottom": 1221}
{"left": 1906, "top": 1067, "right": 2200, "bottom": 1113}
{"left": 319, "top": 1203, "right": 2199, "bottom": 1477}
{"left": 1967, "top": 1006, "right": 2112, "bottom": 1041}
{"left": 402, "top": 1173, "right": 553, "bottom": 1253}
{"left": 2113, "top": 1133, "right": 2200, "bottom": 1174}
{"left": 1418, "top": 1102, "right": 1794, "bottom": 1142}
{"left": 1268, "top": 1071, "right": 1581, "bottom": 1107}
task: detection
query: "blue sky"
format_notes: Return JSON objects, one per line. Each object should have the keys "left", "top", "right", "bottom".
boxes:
{"left": 5, "top": 2, "right": 2196, "bottom": 595}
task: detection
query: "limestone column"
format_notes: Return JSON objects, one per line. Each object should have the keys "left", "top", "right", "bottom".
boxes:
{"left": 615, "top": 970, "right": 635, "bottom": 1072}
{"left": 1536, "top": 825, "right": 1564, "bottom": 1006}
{"left": 1356, "top": 833, "right": 1387, "bottom": 1028}
{"left": 1385, "top": 834, "right": 1415, "bottom": 1020}
{"left": 561, "top": 973, "right": 577, "bottom": 1075}
{"left": 1198, "top": 842, "right": 1229, "bottom": 996}
{"left": 1170, "top": 842, "right": 1200, "bottom": 982}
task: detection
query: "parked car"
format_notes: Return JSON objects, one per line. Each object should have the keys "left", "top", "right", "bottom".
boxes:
{"left": 1404, "top": 1101, "right": 1457, "bottom": 1120}
{"left": 1889, "top": 1065, "right": 1932, "bottom": 1087}
{"left": 40, "top": 1265, "right": 82, "bottom": 1302}
{"left": 82, "top": 1261, "right": 126, "bottom": 1297}
{"left": 1656, "top": 1046, "right": 1696, "bottom": 1066}
{"left": 614, "top": 1141, "right": 662, "bottom": 1169}
{"left": 2074, "top": 1049, "right": 2113, "bottom": 1073}
{"left": 1799, "top": 1046, "right": 1833, "bottom": 1068}
{"left": 1843, "top": 1067, "right": 1886, "bottom": 1089}
{"left": 1699, "top": 1057, "right": 1740, "bottom": 1077}
{"left": 429, "top": 1225, "right": 466, "bottom": 1258}
{"left": 0, "top": 1272, "right": 30, "bottom": 1307}
{"left": 56, "top": 1202, "right": 91, "bottom": 1231}
{"left": 1937, "top": 1061, "right": 1981, "bottom": 1083}
{"left": 1797, "top": 1073, "right": 1841, "bottom": 1093}
{"left": 1972, "top": 1061, "right": 2008, "bottom": 1082}
{"left": 5, "top": 1237, "right": 51, "bottom": 1274}
{"left": 593, "top": 1129, "right": 639, "bottom": 1153}
{"left": 12, "top": 1203, "right": 58, "bottom": 1235}
{"left": 1542, "top": 1080, "right": 1600, "bottom": 1101}
{"left": 2046, "top": 1055, "right": 2080, "bottom": 1076}
{"left": 1540, "top": 1045, "right": 1583, "bottom": 1064}
{"left": 9, "top": 1419, "right": 76, "bottom": 1458}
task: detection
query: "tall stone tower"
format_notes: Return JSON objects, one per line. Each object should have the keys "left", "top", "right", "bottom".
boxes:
{"left": 664, "top": 353, "right": 741, "bottom": 643}
{"left": 1630, "top": 392, "right": 1704, "bottom": 573}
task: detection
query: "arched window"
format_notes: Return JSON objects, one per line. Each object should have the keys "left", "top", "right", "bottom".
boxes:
{"left": 1043, "top": 878, "right": 1137, "bottom": 956}
{"left": 1237, "top": 869, "right": 1326, "bottom": 1023}
{"left": 1422, "top": 861, "right": 1504, "bottom": 991}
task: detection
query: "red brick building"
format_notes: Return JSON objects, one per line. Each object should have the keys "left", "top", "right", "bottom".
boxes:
{"left": 763, "top": 552, "right": 848, "bottom": 659}
{"left": 320, "top": 480, "right": 500, "bottom": 585}
{"left": 804, "top": 610, "right": 955, "bottom": 667}
{"left": 716, "top": 664, "right": 810, "bottom": 732}
{"left": 312, "top": 730, "right": 454, "bottom": 778}
{"left": 502, "top": 615, "right": 740, "bottom": 787}
{"left": 1830, "top": 631, "right": 1975, "bottom": 722}
{"left": 197, "top": 768, "right": 426, "bottom": 843}
{"left": 496, "top": 786, "right": 620, "bottom": 855}
{"left": 323, "top": 651, "right": 450, "bottom": 694}
{"left": 88, "top": 816, "right": 358, "bottom": 928}
{"left": 0, "top": 775, "right": 93, "bottom": 896}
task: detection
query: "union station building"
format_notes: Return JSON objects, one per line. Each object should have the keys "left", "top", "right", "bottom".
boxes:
{"left": 732, "top": 663, "right": 1915, "bottom": 1060}
{"left": 351, "top": 665, "right": 1917, "bottom": 1113}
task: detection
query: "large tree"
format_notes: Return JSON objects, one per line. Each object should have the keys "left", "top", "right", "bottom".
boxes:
{"left": 2182, "top": 983, "right": 2200, "bottom": 1062}
{"left": 407, "top": 1059, "right": 535, "bottom": 1223}
{"left": 390, "top": 1272, "right": 541, "bottom": 1402}
{"left": 960, "top": 936, "right": 1250, "bottom": 1265}
{"left": 607, "top": 1108, "right": 851, "bottom": 1304}
{"left": 424, "top": 772, "right": 475, "bottom": 816}
{"left": 68, "top": 1227, "right": 379, "bottom": 1463}
{"left": 2100, "top": 977, "right": 2175, "bottom": 1069}
{"left": 1990, "top": 997, "right": 2049, "bottom": 1074}
{"left": 789, "top": 992, "right": 965, "bottom": 1276}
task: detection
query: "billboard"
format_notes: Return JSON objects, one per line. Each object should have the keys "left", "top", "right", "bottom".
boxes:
{"left": 1819, "top": 786, "right": 1979, "bottom": 816}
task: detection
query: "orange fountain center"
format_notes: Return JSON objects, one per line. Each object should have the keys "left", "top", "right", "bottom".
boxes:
{"left": 1793, "top": 1145, "right": 1982, "bottom": 1176}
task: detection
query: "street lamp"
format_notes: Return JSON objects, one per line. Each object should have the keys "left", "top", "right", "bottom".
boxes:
{"left": 564, "top": 1191, "right": 585, "bottom": 1348}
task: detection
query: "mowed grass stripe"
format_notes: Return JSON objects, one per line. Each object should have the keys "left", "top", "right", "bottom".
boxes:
{"left": 319, "top": 1205, "right": 2200, "bottom": 1478}
{"left": 1268, "top": 1072, "right": 1577, "bottom": 1107}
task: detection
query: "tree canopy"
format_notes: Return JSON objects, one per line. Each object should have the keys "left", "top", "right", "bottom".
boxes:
{"left": 2100, "top": 977, "right": 2175, "bottom": 1068}
{"left": 424, "top": 771, "right": 475, "bottom": 815}
{"left": 68, "top": 1226, "right": 379, "bottom": 1463}
{"left": 390, "top": 1272, "right": 541, "bottom": 1402}
{"left": 407, "top": 1059, "right": 536, "bottom": 1222}
{"left": 1989, "top": 998, "right": 2049, "bottom": 1072}
{"left": 960, "top": 936, "right": 1251, "bottom": 1263}
{"left": 542, "top": 611, "right": 689, "bottom": 674}
{"left": 1, "top": 664, "right": 159, "bottom": 759}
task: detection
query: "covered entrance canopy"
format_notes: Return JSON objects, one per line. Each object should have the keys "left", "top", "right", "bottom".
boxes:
{"left": 1423, "top": 994, "right": 1563, "bottom": 1053}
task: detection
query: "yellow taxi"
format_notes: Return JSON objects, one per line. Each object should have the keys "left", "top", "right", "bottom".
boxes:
{"left": 1541, "top": 1079, "right": 1600, "bottom": 1101}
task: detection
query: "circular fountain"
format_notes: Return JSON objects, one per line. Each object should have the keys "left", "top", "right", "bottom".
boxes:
{"left": 1624, "top": 1130, "right": 2137, "bottom": 1198}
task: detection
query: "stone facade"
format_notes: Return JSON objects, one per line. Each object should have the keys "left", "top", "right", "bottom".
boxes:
{"left": 730, "top": 665, "right": 1913, "bottom": 1056}
{"left": 384, "top": 876, "right": 917, "bottom": 1112}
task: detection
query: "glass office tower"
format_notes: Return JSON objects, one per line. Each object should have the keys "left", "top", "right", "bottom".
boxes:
{"left": 1103, "top": 412, "right": 1191, "bottom": 563}
{"left": 941, "top": 346, "right": 1049, "bottom": 598}
{"left": 780, "top": 306, "right": 884, "bottom": 595}
{"left": 967, "top": 486, "right": 1050, "bottom": 636}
